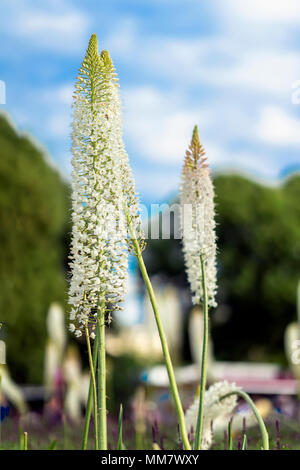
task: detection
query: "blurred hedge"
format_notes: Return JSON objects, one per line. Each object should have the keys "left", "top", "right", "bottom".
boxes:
{"left": 0, "top": 115, "right": 70, "bottom": 383}
{"left": 144, "top": 173, "right": 300, "bottom": 364}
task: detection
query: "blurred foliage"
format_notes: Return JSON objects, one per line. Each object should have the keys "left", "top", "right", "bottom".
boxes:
{"left": 0, "top": 115, "right": 70, "bottom": 383}
{"left": 144, "top": 174, "right": 300, "bottom": 364}
{"left": 108, "top": 354, "right": 146, "bottom": 414}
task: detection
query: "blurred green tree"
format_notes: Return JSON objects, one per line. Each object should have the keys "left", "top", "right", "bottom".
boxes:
{"left": 0, "top": 115, "right": 70, "bottom": 383}
{"left": 143, "top": 173, "right": 300, "bottom": 364}
{"left": 213, "top": 174, "right": 300, "bottom": 363}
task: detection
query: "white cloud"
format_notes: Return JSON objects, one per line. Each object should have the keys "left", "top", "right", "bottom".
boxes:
{"left": 106, "top": 18, "right": 137, "bottom": 56}
{"left": 39, "top": 84, "right": 74, "bottom": 106}
{"left": 0, "top": 0, "right": 90, "bottom": 54}
{"left": 153, "top": 42, "right": 299, "bottom": 95}
{"left": 47, "top": 112, "right": 71, "bottom": 138}
{"left": 221, "top": 0, "right": 300, "bottom": 23}
{"left": 26, "top": 85, "right": 73, "bottom": 140}
{"left": 107, "top": 21, "right": 300, "bottom": 96}
{"left": 134, "top": 168, "right": 180, "bottom": 202}
{"left": 55, "top": 84, "right": 74, "bottom": 105}
{"left": 256, "top": 106, "right": 300, "bottom": 146}
{"left": 123, "top": 86, "right": 208, "bottom": 163}
{"left": 218, "top": 52, "right": 300, "bottom": 95}
{"left": 18, "top": 12, "right": 85, "bottom": 36}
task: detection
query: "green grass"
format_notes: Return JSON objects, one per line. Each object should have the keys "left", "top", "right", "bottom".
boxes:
{"left": 0, "top": 412, "right": 299, "bottom": 450}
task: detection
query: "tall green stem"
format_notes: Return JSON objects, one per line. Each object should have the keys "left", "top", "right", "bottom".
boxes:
{"left": 128, "top": 218, "right": 190, "bottom": 450}
{"left": 85, "top": 322, "right": 98, "bottom": 450}
{"left": 194, "top": 253, "right": 209, "bottom": 450}
{"left": 118, "top": 404, "right": 124, "bottom": 450}
{"left": 81, "top": 327, "right": 99, "bottom": 450}
{"left": 23, "top": 432, "right": 28, "bottom": 450}
{"left": 97, "top": 312, "right": 107, "bottom": 450}
{"left": 218, "top": 390, "right": 269, "bottom": 450}
{"left": 0, "top": 374, "right": 2, "bottom": 448}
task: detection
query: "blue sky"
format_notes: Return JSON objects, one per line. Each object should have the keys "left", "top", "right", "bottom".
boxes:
{"left": 1, "top": 0, "right": 300, "bottom": 205}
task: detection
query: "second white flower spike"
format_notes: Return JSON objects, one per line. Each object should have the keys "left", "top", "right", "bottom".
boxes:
{"left": 180, "top": 126, "right": 217, "bottom": 308}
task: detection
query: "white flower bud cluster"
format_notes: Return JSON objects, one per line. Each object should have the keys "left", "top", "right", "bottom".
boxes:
{"left": 69, "top": 35, "right": 142, "bottom": 337}
{"left": 185, "top": 381, "right": 240, "bottom": 449}
{"left": 180, "top": 126, "right": 217, "bottom": 307}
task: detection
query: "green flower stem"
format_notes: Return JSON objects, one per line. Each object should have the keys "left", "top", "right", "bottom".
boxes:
{"left": 128, "top": 218, "right": 191, "bottom": 451}
{"left": 218, "top": 390, "right": 269, "bottom": 450}
{"left": 241, "top": 434, "right": 248, "bottom": 450}
{"left": 97, "top": 311, "right": 107, "bottom": 450}
{"left": 85, "top": 322, "right": 99, "bottom": 450}
{"left": 0, "top": 374, "right": 2, "bottom": 448}
{"left": 23, "top": 432, "right": 28, "bottom": 450}
{"left": 194, "top": 253, "right": 209, "bottom": 450}
{"left": 82, "top": 326, "right": 99, "bottom": 450}
{"left": 118, "top": 404, "right": 124, "bottom": 450}
{"left": 227, "top": 421, "right": 233, "bottom": 450}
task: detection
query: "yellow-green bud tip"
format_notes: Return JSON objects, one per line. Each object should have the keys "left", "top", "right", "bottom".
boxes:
{"left": 185, "top": 125, "right": 207, "bottom": 168}
{"left": 191, "top": 125, "right": 200, "bottom": 147}
{"left": 87, "top": 33, "right": 99, "bottom": 54}
{"left": 101, "top": 49, "right": 113, "bottom": 66}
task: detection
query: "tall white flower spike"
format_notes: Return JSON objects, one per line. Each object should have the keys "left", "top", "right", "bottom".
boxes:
{"left": 69, "top": 35, "right": 142, "bottom": 337}
{"left": 180, "top": 126, "right": 217, "bottom": 307}
{"left": 185, "top": 381, "right": 239, "bottom": 449}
